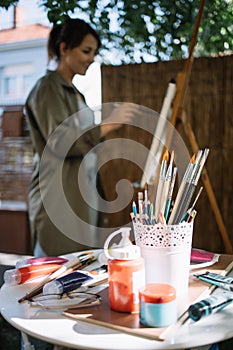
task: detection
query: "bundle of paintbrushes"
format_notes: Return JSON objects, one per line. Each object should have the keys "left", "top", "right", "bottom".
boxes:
{"left": 131, "top": 148, "right": 209, "bottom": 226}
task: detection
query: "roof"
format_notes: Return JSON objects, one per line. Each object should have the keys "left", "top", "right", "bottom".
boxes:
{"left": 0, "top": 24, "right": 51, "bottom": 44}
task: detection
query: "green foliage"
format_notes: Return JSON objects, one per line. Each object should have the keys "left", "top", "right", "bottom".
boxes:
{"left": 40, "top": 0, "right": 80, "bottom": 24}
{"left": 1, "top": 0, "right": 233, "bottom": 63}
{"left": 0, "top": 0, "right": 19, "bottom": 10}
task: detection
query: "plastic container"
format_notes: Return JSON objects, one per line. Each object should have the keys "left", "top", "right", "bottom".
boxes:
{"left": 104, "top": 227, "right": 145, "bottom": 313}
{"left": 133, "top": 221, "right": 193, "bottom": 296}
{"left": 139, "top": 283, "right": 177, "bottom": 327}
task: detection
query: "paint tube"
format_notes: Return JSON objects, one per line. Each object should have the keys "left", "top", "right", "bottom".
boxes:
{"left": 194, "top": 271, "right": 233, "bottom": 291}
{"left": 188, "top": 292, "right": 233, "bottom": 321}
{"left": 42, "top": 271, "right": 93, "bottom": 295}
{"left": 4, "top": 264, "right": 63, "bottom": 286}
{"left": 16, "top": 256, "right": 68, "bottom": 268}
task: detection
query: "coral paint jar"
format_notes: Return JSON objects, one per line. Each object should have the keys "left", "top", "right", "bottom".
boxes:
{"left": 104, "top": 228, "right": 145, "bottom": 313}
{"left": 108, "top": 256, "right": 145, "bottom": 313}
{"left": 139, "top": 283, "right": 177, "bottom": 327}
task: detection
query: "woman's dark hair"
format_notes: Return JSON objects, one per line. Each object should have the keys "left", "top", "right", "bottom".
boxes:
{"left": 47, "top": 18, "right": 101, "bottom": 61}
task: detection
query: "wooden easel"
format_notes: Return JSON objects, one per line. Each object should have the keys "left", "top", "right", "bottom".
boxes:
{"left": 150, "top": 0, "right": 232, "bottom": 254}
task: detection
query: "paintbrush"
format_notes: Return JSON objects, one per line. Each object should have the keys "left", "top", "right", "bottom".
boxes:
{"left": 164, "top": 166, "right": 177, "bottom": 221}
{"left": 175, "top": 149, "right": 209, "bottom": 223}
{"left": 168, "top": 153, "right": 196, "bottom": 224}
{"left": 154, "top": 149, "right": 169, "bottom": 220}
{"left": 160, "top": 150, "right": 174, "bottom": 216}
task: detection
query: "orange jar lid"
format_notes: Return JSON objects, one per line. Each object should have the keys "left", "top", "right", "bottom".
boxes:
{"left": 139, "top": 283, "right": 176, "bottom": 304}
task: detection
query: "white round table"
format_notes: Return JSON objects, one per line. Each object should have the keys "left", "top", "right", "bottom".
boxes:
{"left": 1, "top": 250, "right": 233, "bottom": 350}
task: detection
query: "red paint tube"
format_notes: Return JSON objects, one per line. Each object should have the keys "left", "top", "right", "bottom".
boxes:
{"left": 15, "top": 256, "right": 68, "bottom": 268}
{"left": 4, "top": 263, "right": 63, "bottom": 286}
{"left": 191, "top": 248, "right": 218, "bottom": 263}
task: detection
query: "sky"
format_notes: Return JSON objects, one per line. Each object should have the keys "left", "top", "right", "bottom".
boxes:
{"left": 0, "top": 0, "right": 49, "bottom": 29}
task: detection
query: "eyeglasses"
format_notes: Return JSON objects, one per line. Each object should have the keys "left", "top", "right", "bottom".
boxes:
{"left": 28, "top": 291, "right": 101, "bottom": 310}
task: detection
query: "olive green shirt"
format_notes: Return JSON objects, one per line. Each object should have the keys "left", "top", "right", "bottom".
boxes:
{"left": 25, "top": 70, "right": 102, "bottom": 256}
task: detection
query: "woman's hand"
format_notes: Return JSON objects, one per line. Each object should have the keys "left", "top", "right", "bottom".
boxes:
{"left": 100, "top": 103, "right": 139, "bottom": 137}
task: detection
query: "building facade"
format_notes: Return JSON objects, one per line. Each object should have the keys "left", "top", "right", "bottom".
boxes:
{"left": 0, "top": 23, "right": 50, "bottom": 107}
{"left": 0, "top": 12, "right": 50, "bottom": 253}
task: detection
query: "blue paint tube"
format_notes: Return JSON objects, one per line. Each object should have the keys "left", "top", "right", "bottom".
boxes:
{"left": 43, "top": 271, "right": 93, "bottom": 295}
{"left": 188, "top": 292, "right": 233, "bottom": 322}
{"left": 194, "top": 272, "right": 233, "bottom": 292}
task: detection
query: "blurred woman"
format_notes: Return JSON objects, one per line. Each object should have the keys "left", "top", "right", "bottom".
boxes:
{"left": 25, "top": 17, "right": 137, "bottom": 257}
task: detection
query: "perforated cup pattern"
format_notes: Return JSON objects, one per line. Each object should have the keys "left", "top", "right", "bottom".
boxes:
{"left": 133, "top": 222, "right": 193, "bottom": 248}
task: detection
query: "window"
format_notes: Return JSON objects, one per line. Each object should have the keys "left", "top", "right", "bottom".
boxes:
{"left": 1, "top": 63, "right": 33, "bottom": 102}
{"left": 22, "top": 74, "right": 32, "bottom": 94}
{"left": 4, "top": 76, "right": 17, "bottom": 96}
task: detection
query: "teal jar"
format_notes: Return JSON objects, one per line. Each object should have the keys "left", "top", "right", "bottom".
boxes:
{"left": 139, "top": 283, "right": 177, "bottom": 327}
